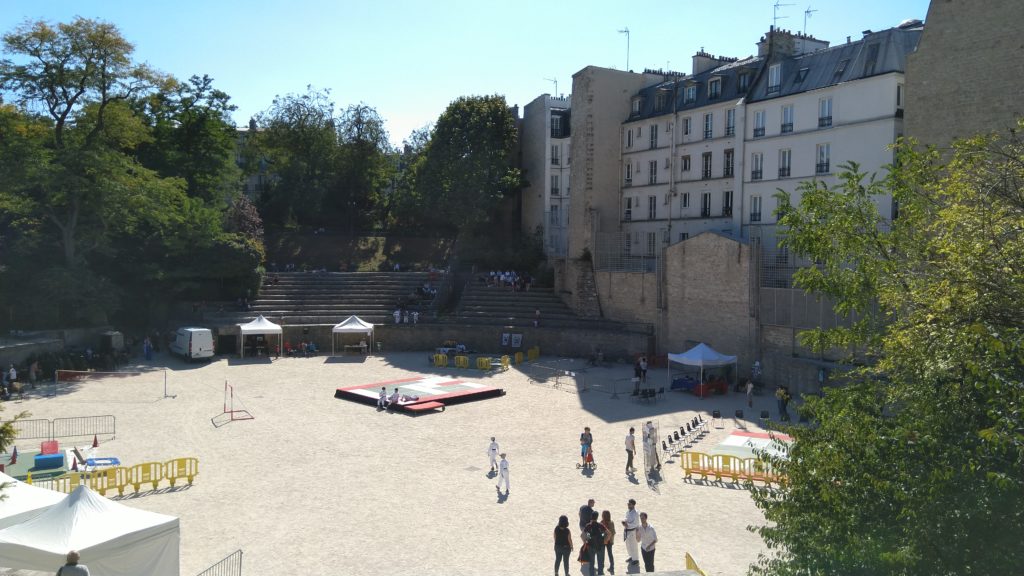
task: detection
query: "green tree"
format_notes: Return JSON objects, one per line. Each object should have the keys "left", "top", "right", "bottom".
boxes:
{"left": 416, "top": 95, "right": 521, "bottom": 236}
{"left": 136, "top": 74, "right": 242, "bottom": 206}
{"left": 334, "top": 103, "right": 392, "bottom": 233}
{"left": 249, "top": 86, "right": 338, "bottom": 227}
{"left": 750, "top": 127, "right": 1024, "bottom": 575}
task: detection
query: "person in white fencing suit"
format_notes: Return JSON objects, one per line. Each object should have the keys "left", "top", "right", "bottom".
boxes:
{"left": 488, "top": 437, "right": 500, "bottom": 473}
{"left": 621, "top": 498, "right": 640, "bottom": 568}
{"left": 495, "top": 453, "right": 510, "bottom": 493}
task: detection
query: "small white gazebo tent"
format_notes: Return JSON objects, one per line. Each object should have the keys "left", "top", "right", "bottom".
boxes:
{"left": 238, "top": 315, "right": 283, "bottom": 358}
{"left": 0, "top": 471, "right": 66, "bottom": 529}
{"left": 667, "top": 342, "right": 738, "bottom": 390}
{"left": 0, "top": 485, "right": 180, "bottom": 576}
{"left": 331, "top": 315, "right": 374, "bottom": 355}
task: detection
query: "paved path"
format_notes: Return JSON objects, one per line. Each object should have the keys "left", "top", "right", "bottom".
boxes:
{"left": 3, "top": 353, "right": 774, "bottom": 576}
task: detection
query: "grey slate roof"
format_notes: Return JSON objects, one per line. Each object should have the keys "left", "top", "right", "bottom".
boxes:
{"left": 748, "top": 26, "right": 923, "bottom": 102}
{"left": 628, "top": 56, "right": 763, "bottom": 122}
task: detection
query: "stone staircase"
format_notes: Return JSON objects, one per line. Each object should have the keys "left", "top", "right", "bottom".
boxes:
{"left": 203, "top": 271, "right": 437, "bottom": 327}
{"left": 453, "top": 282, "right": 644, "bottom": 332}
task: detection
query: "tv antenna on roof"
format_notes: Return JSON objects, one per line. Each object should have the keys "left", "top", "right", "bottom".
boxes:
{"left": 774, "top": 0, "right": 794, "bottom": 28}
{"left": 544, "top": 77, "right": 558, "bottom": 97}
{"left": 804, "top": 6, "right": 818, "bottom": 35}
{"left": 618, "top": 27, "right": 630, "bottom": 71}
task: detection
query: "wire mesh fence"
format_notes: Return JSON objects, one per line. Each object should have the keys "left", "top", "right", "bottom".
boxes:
{"left": 523, "top": 359, "right": 589, "bottom": 394}
{"left": 196, "top": 549, "right": 243, "bottom": 576}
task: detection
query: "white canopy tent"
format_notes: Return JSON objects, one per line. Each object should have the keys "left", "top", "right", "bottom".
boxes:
{"left": 0, "top": 485, "right": 179, "bottom": 576}
{"left": 238, "top": 315, "right": 282, "bottom": 358}
{"left": 667, "top": 342, "right": 738, "bottom": 390}
{"left": 331, "top": 315, "right": 374, "bottom": 355}
{"left": 0, "top": 472, "right": 66, "bottom": 530}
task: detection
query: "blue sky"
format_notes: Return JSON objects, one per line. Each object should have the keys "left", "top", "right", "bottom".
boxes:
{"left": 1, "top": 0, "right": 930, "bottom": 147}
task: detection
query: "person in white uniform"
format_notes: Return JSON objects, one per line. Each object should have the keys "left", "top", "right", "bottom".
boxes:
{"left": 621, "top": 499, "right": 640, "bottom": 567}
{"left": 495, "top": 453, "right": 510, "bottom": 492}
{"left": 488, "top": 437, "right": 500, "bottom": 473}
{"left": 377, "top": 387, "right": 387, "bottom": 409}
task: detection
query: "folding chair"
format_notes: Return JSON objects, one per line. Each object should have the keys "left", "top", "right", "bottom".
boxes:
{"left": 734, "top": 409, "right": 747, "bottom": 430}
{"left": 760, "top": 410, "right": 771, "bottom": 423}
{"left": 711, "top": 410, "right": 723, "bottom": 429}
{"left": 656, "top": 387, "right": 665, "bottom": 401}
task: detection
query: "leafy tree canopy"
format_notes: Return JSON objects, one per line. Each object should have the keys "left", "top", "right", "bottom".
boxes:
{"left": 750, "top": 126, "right": 1024, "bottom": 575}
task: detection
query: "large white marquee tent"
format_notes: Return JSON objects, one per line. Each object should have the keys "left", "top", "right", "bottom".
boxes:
{"left": 667, "top": 342, "right": 738, "bottom": 389}
{"left": 0, "top": 485, "right": 180, "bottom": 576}
{"left": 0, "top": 472, "right": 66, "bottom": 530}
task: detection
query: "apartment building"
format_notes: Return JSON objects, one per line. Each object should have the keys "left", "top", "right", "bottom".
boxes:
{"left": 744, "top": 25, "right": 921, "bottom": 247}
{"left": 521, "top": 94, "right": 572, "bottom": 257}
{"left": 620, "top": 54, "right": 760, "bottom": 257}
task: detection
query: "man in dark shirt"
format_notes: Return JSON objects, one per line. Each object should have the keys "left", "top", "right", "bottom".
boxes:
{"left": 579, "top": 498, "right": 595, "bottom": 534}
{"left": 583, "top": 511, "right": 608, "bottom": 576}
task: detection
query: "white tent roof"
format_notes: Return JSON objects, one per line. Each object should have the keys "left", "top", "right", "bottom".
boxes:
{"left": 332, "top": 315, "right": 374, "bottom": 334}
{"left": 0, "top": 472, "right": 66, "bottom": 530}
{"left": 668, "top": 343, "right": 737, "bottom": 367}
{"left": 0, "top": 485, "right": 179, "bottom": 576}
{"left": 238, "top": 315, "right": 282, "bottom": 335}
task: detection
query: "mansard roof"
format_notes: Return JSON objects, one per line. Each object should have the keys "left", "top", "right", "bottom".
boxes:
{"left": 748, "top": 26, "right": 922, "bottom": 102}
{"left": 627, "top": 56, "right": 763, "bottom": 122}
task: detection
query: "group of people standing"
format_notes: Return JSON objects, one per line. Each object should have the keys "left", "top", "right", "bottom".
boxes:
{"left": 554, "top": 498, "right": 658, "bottom": 576}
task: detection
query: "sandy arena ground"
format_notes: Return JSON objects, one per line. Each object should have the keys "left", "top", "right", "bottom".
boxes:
{"left": 3, "top": 352, "right": 774, "bottom": 576}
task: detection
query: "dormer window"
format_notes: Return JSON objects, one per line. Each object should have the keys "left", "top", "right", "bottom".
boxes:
{"left": 708, "top": 78, "right": 721, "bottom": 99}
{"left": 794, "top": 67, "right": 809, "bottom": 83}
{"left": 768, "top": 64, "right": 781, "bottom": 94}
{"left": 655, "top": 91, "right": 668, "bottom": 112}
{"left": 684, "top": 85, "right": 697, "bottom": 104}
{"left": 631, "top": 97, "right": 642, "bottom": 115}
{"left": 738, "top": 73, "right": 750, "bottom": 92}
{"left": 833, "top": 59, "right": 849, "bottom": 83}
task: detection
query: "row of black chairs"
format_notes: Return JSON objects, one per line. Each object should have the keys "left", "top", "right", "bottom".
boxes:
{"left": 661, "top": 415, "right": 709, "bottom": 457}
{"left": 632, "top": 387, "right": 666, "bottom": 403}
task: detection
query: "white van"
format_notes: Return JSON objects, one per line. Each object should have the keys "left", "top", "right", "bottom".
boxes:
{"left": 170, "top": 327, "right": 215, "bottom": 361}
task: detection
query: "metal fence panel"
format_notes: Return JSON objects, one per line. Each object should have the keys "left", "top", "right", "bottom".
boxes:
{"left": 51, "top": 415, "right": 116, "bottom": 439}
{"left": 196, "top": 550, "right": 243, "bottom": 576}
{"left": 6, "top": 418, "right": 50, "bottom": 440}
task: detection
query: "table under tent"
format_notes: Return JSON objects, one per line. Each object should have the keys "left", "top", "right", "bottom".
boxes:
{"left": 667, "top": 342, "right": 738, "bottom": 397}
{"left": 331, "top": 315, "right": 375, "bottom": 355}
{"left": 238, "top": 315, "right": 283, "bottom": 358}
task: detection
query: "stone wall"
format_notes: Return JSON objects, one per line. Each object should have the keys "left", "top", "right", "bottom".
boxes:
{"left": 664, "top": 232, "right": 755, "bottom": 371}
{"left": 223, "top": 323, "right": 653, "bottom": 362}
{"left": 905, "top": 0, "right": 1024, "bottom": 147}
{"left": 593, "top": 270, "right": 659, "bottom": 325}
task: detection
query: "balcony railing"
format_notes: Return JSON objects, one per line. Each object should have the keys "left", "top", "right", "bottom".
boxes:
{"left": 753, "top": 127, "right": 765, "bottom": 138}
{"left": 551, "top": 158, "right": 559, "bottom": 165}
{"left": 750, "top": 211, "right": 762, "bottom": 222}
{"left": 781, "top": 122, "right": 793, "bottom": 133}
{"left": 704, "top": 129, "right": 713, "bottom": 139}
{"left": 701, "top": 208, "right": 711, "bottom": 218}
{"left": 624, "top": 178, "right": 632, "bottom": 187}
{"left": 702, "top": 169, "right": 712, "bottom": 180}
{"left": 751, "top": 169, "right": 763, "bottom": 181}
{"left": 722, "top": 206, "right": 733, "bottom": 217}
{"left": 815, "top": 161, "right": 830, "bottom": 174}
{"left": 778, "top": 167, "right": 791, "bottom": 178}
{"left": 725, "top": 126, "right": 735, "bottom": 137}
{"left": 724, "top": 167, "right": 734, "bottom": 177}
{"left": 624, "top": 211, "right": 632, "bottom": 221}
{"left": 767, "top": 83, "right": 780, "bottom": 94}
{"left": 551, "top": 188, "right": 560, "bottom": 196}
{"left": 818, "top": 116, "right": 832, "bottom": 128}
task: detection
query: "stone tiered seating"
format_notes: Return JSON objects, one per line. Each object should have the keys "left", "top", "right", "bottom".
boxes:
{"left": 453, "top": 283, "right": 635, "bottom": 332}
{"left": 205, "top": 271, "right": 436, "bottom": 326}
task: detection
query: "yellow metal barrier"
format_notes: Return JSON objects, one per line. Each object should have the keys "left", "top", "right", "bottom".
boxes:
{"left": 514, "top": 352, "right": 523, "bottom": 364}
{"left": 128, "top": 462, "right": 164, "bottom": 493}
{"left": 433, "top": 353, "right": 448, "bottom": 368}
{"left": 680, "top": 451, "right": 784, "bottom": 487}
{"left": 86, "top": 467, "right": 124, "bottom": 496}
{"left": 26, "top": 457, "right": 199, "bottom": 496}
{"left": 52, "top": 472, "right": 84, "bottom": 493}
{"left": 476, "top": 357, "right": 492, "bottom": 370}
{"left": 164, "top": 457, "right": 200, "bottom": 487}
{"left": 499, "top": 355, "right": 511, "bottom": 371}
{"left": 527, "top": 346, "right": 540, "bottom": 361}
{"left": 454, "top": 355, "right": 470, "bottom": 369}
